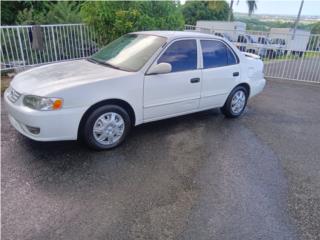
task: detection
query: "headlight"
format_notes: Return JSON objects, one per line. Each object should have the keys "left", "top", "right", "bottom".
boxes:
{"left": 23, "top": 95, "right": 63, "bottom": 111}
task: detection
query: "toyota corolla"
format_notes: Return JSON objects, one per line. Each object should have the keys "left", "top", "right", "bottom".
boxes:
{"left": 4, "top": 31, "right": 266, "bottom": 150}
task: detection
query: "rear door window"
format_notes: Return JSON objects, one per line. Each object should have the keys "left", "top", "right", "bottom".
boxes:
{"left": 201, "top": 40, "right": 238, "bottom": 69}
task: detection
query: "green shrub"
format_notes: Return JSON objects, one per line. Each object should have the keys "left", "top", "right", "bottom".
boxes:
{"left": 182, "top": 0, "right": 229, "bottom": 25}
{"left": 16, "top": 1, "right": 81, "bottom": 25}
{"left": 80, "top": 1, "right": 184, "bottom": 45}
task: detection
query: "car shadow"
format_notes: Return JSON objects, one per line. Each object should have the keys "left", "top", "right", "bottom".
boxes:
{"left": 5, "top": 108, "right": 233, "bottom": 194}
{"left": 21, "top": 108, "right": 222, "bottom": 156}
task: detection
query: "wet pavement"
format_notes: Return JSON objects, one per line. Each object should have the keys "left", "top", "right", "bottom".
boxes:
{"left": 1, "top": 79, "right": 320, "bottom": 240}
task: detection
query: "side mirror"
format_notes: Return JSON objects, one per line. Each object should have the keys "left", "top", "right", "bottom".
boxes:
{"left": 147, "top": 62, "right": 172, "bottom": 75}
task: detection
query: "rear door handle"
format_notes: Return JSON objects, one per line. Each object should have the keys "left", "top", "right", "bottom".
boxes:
{"left": 233, "top": 72, "right": 240, "bottom": 77}
{"left": 190, "top": 77, "right": 200, "bottom": 83}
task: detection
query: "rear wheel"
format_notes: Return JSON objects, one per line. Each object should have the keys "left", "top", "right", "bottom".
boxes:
{"left": 221, "top": 86, "right": 248, "bottom": 118}
{"left": 81, "top": 105, "right": 131, "bottom": 150}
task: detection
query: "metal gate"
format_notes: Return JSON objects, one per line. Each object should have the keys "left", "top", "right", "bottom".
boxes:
{"left": 0, "top": 24, "right": 98, "bottom": 71}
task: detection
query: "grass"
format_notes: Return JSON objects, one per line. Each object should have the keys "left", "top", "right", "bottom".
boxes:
{"left": 303, "top": 51, "right": 320, "bottom": 59}
{"left": 263, "top": 51, "right": 320, "bottom": 63}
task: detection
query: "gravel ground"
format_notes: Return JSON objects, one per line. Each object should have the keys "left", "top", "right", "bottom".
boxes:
{"left": 1, "top": 79, "right": 320, "bottom": 240}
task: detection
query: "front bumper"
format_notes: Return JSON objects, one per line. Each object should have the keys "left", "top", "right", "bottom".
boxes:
{"left": 4, "top": 89, "right": 87, "bottom": 141}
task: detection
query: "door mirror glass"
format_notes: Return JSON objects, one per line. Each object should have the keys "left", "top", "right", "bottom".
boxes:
{"left": 147, "top": 62, "right": 172, "bottom": 75}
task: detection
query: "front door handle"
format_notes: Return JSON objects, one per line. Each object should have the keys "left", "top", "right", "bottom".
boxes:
{"left": 190, "top": 77, "right": 200, "bottom": 83}
{"left": 233, "top": 72, "right": 240, "bottom": 77}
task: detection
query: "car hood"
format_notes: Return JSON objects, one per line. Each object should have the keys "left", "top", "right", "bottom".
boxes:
{"left": 10, "top": 59, "right": 134, "bottom": 95}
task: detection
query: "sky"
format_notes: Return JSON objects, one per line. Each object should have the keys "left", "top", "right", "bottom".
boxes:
{"left": 180, "top": 0, "right": 320, "bottom": 16}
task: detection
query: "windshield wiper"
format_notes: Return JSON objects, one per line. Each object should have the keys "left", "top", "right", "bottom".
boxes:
{"left": 87, "top": 58, "right": 99, "bottom": 64}
{"left": 87, "top": 58, "right": 123, "bottom": 70}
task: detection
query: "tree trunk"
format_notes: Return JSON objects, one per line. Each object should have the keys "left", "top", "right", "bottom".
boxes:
{"left": 228, "top": 0, "right": 234, "bottom": 21}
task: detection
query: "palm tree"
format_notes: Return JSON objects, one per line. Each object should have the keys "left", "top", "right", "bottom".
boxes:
{"left": 246, "top": 0, "right": 257, "bottom": 16}
{"left": 228, "top": 0, "right": 257, "bottom": 21}
{"left": 228, "top": 0, "right": 235, "bottom": 21}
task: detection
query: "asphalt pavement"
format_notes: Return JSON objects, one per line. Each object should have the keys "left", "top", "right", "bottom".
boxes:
{"left": 1, "top": 79, "right": 320, "bottom": 240}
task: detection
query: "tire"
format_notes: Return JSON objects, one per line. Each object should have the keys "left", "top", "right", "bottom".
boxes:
{"left": 81, "top": 105, "right": 131, "bottom": 150}
{"left": 221, "top": 86, "right": 248, "bottom": 118}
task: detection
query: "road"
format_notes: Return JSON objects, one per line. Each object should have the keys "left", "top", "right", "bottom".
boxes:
{"left": 265, "top": 57, "right": 320, "bottom": 82}
{"left": 1, "top": 80, "right": 320, "bottom": 240}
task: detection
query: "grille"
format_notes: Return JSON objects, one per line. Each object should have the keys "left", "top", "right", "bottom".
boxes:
{"left": 7, "top": 87, "right": 21, "bottom": 103}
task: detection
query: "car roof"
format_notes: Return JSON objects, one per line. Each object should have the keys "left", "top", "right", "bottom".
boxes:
{"left": 132, "top": 30, "right": 221, "bottom": 41}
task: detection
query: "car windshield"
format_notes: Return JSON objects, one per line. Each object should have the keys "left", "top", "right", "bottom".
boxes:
{"left": 90, "top": 34, "right": 167, "bottom": 72}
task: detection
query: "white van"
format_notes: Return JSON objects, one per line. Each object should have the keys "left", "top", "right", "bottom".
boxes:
{"left": 269, "top": 28, "right": 311, "bottom": 56}
{"left": 196, "top": 21, "right": 246, "bottom": 42}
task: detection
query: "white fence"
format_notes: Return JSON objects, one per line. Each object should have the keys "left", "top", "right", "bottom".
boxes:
{"left": 1, "top": 24, "right": 319, "bottom": 83}
{"left": 0, "top": 24, "right": 98, "bottom": 70}
{"left": 185, "top": 25, "right": 320, "bottom": 83}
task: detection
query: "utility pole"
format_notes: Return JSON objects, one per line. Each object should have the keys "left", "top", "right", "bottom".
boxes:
{"left": 292, "top": 0, "right": 304, "bottom": 40}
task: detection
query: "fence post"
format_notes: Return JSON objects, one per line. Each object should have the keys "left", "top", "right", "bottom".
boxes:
{"left": 80, "top": 25, "right": 84, "bottom": 57}
{"left": 16, "top": 28, "right": 26, "bottom": 66}
{"left": 296, "top": 52, "right": 305, "bottom": 81}
{"left": 51, "top": 27, "right": 58, "bottom": 61}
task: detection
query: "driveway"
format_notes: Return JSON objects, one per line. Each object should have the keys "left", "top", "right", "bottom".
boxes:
{"left": 1, "top": 79, "right": 320, "bottom": 240}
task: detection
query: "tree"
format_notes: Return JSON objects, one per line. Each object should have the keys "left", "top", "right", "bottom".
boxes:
{"left": 45, "top": 1, "right": 81, "bottom": 24}
{"left": 1, "top": 1, "right": 24, "bottom": 25}
{"left": 1, "top": 1, "right": 51, "bottom": 25}
{"left": 228, "top": 0, "right": 235, "bottom": 21}
{"left": 81, "top": 1, "right": 184, "bottom": 45}
{"left": 182, "top": 0, "right": 229, "bottom": 25}
{"left": 228, "top": 0, "right": 257, "bottom": 21}
{"left": 246, "top": 0, "right": 257, "bottom": 16}
{"left": 16, "top": 1, "right": 81, "bottom": 25}
{"left": 16, "top": 7, "right": 47, "bottom": 25}
{"left": 311, "top": 22, "right": 320, "bottom": 34}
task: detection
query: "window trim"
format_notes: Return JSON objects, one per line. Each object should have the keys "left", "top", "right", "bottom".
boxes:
{"left": 199, "top": 38, "right": 240, "bottom": 70}
{"left": 145, "top": 38, "right": 200, "bottom": 75}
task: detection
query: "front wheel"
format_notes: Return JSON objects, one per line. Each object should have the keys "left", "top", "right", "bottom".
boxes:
{"left": 81, "top": 105, "right": 131, "bottom": 150}
{"left": 221, "top": 86, "right": 248, "bottom": 118}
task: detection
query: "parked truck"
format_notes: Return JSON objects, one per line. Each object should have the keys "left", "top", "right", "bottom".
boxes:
{"left": 236, "top": 34, "right": 279, "bottom": 58}
{"left": 196, "top": 21, "right": 246, "bottom": 42}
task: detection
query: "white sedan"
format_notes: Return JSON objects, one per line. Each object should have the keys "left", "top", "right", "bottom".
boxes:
{"left": 4, "top": 31, "right": 266, "bottom": 150}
